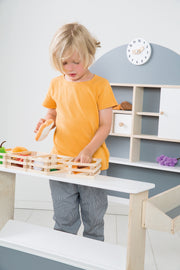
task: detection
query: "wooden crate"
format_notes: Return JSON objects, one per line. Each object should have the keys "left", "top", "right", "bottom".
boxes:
{"left": 29, "top": 153, "right": 70, "bottom": 174}
{"left": 0, "top": 151, "right": 101, "bottom": 176}
{"left": 0, "top": 151, "right": 33, "bottom": 170}
{"left": 63, "top": 158, "right": 101, "bottom": 176}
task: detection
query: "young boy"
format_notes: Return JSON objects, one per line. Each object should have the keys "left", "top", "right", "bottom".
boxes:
{"left": 35, "top": 23, "right": 117, "bottom": 241}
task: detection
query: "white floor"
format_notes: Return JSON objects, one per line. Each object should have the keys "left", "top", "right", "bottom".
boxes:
{"left": 14, "top": 208, "right": 180, "bottom": 270}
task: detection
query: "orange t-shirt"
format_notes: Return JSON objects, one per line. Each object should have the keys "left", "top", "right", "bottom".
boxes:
{"left": 42, "top": 75, "right": 117, "bottom": 170}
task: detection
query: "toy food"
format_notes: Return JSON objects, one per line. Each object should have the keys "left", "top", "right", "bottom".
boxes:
{"left": 72, "top": 164, "right": 90, "bottom": 174}
{"left": 11, "top": 146, "right": 30, "bottom": 167}
{"left": 120, "top": 101, "right": 132, "bottom": 110}
{"left": 12, "top": 146, "right": 28, "bottom": 153}
{"left": 71, "top": 159, "right": 97, "bottom": 174}
{"left": 0, "top": 141, "right": 6, "bottom": 153}
{"left": 35, "top": 119, "right": 54, "bottom": 141}
{"left": 0, "top": 141, "right": 6, "bottom": 164}
{"left": 113, "top": 101, "right": 132, "bottom": 111}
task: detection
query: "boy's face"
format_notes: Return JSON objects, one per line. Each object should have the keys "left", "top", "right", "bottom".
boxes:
{"left": 62, "top": 51, "right": 89, "bottom": 82}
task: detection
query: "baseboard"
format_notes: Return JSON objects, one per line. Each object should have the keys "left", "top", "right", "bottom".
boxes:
{"left": 15, "top": 196, "right": 129, "bottom": 215}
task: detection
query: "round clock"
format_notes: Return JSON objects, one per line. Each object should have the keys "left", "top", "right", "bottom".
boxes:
{"left": 126, "top": 38, "right": 151, "bottom": 65}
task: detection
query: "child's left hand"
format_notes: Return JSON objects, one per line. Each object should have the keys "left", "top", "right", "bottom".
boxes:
{"left": 74, "top": 148, "right": 92, "bottom": 164}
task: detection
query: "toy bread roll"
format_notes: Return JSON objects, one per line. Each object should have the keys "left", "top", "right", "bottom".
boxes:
{"left": 35, "top": 119, "right": 54, "bottom": 141}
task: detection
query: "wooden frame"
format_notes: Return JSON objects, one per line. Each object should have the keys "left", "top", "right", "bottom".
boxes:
{"left": 0, "top": 171, "right": 15, "bottom": 230}
{"left": 0, "top": 166, "right": 155, "bottom": 270}
{"left": 142, "top": 185, "right": 180, "bottom": 234}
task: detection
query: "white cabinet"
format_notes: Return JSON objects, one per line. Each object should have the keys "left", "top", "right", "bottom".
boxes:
{"left": 158, "top": 88, "right": 180, "bottom": 140}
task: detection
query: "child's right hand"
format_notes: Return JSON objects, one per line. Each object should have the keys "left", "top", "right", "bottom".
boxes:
{"left": 34, "top": 118, "right": 46, "bottom": 133}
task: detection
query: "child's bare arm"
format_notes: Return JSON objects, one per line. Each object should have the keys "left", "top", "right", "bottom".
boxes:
{"left": 34, "top": 109, "right": 57, "bottom": 133}
{"left": 74, "top": 107, "right": 112, "bottom": 163}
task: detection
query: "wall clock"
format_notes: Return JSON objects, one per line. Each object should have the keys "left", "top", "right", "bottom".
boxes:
{"left": 126, "top": 38, "right": 152, "bottom": 65}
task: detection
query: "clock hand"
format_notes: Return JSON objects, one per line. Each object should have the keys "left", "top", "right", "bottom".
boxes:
{"left": 132, "top": 46, "right": 145, "bottom": 55}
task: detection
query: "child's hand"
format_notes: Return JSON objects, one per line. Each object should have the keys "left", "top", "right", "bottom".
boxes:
{"left": 74, "top": 148, "right": 92, "bottom": 164}
{"left": 34, "top": 118, "right": 46, "bottom": 133}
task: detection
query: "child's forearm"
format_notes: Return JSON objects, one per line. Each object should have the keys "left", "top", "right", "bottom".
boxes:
{"left": 74, "top": 108, "right": 112, "bottom": 163}
{"left": 45, "top": 109, "right": 56, "bottom": 121}
{"left": 85, "top": 107, "right": 112, "bottom": 156}
{"left": 74, "top": 123, "right": 111, "bottom": 163}
{"left": 84, "top": 124, "right": 111, "bottom": 156}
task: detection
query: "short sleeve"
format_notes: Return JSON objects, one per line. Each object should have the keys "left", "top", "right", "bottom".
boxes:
{"left": 42, "top": 80, "right": 57, "bottom": 109}
{"left": 97, "top": 81, "right": 117, "bottom": 110}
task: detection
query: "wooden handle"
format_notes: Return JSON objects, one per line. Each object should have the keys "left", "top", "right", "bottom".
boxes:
{"left": 119, "top": 122, "right": 124, "bottom": 127}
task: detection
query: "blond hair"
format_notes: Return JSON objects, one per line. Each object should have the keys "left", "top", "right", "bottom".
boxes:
{"left": 49, "top": 23, "right": 101, "bottom": 73}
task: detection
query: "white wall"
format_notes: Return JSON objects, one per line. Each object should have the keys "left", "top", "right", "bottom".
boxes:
{"left": 0, "top": 0, "right": 180, "bottom": 209}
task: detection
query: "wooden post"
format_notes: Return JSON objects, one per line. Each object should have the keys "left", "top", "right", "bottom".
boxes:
{"left": 126, "top": 190, "right": 148, "bottom": 270}
{"left": 0, "top": 171, "right": 16, "bottom": 230}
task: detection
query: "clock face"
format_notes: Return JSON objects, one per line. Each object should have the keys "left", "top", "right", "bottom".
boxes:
{"left": 126, "top": 38, "right": 151, "bottom": 65}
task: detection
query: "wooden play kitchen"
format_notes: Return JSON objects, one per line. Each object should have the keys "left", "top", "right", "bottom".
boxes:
{"left": 0, "top": 162, "right": 179, "bottom": 270}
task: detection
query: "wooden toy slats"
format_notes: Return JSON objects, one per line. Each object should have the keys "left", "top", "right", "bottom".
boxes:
{"left": 0, "top": 152, "right": 101, "bottom": 176}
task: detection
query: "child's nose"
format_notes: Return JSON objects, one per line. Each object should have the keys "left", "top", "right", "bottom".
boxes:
{"left": 66, "top": 63, "right": 74, "bottom": 71}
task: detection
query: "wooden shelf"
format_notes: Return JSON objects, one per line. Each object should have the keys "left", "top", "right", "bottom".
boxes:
{"left": 110, "top": 83, "right": 180, "bottom": 88}
{"left": 133, "top": 134, "right": 180, "bottom": 143}
{"left": 0, "top": 220, "right": 127, "bottom": 270}
{"left": 109, "top": 157, "right": 131, "bottom": 165}
{"left": 109, "top": 132, "right": 131, "bottom": 137}
{"left": 109, "top": 157, "right": 180, "bottom": 173}
{"left": 113, "top": 110, "right": 132, "bottom": 114}
{"left": 136, "top": 112, "right": 160, "bottom": 117}
{"left": 109, "top": 133, "right": 180, "bottom": 142}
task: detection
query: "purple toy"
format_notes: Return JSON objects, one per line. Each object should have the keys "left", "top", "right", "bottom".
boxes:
{"left": 156, "top": 155, "right": 180, "bottom": 167}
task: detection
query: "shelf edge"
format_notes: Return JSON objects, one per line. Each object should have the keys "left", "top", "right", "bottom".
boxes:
{"left": 109, "top": 157, "right": 180, "bottom": 173}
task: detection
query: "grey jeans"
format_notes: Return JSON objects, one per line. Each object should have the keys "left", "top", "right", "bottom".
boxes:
{"left": 49, "top": 177, "right": 108, "bottom": 241}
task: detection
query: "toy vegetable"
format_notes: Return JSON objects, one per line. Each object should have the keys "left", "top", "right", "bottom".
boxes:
{"left": 0, "top": 141, "right": 6, "bottom": 164}
{"left": 10, "top": 146, "right": 30, "bottom": 168}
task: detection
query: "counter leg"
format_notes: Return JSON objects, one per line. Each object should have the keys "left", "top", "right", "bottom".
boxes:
{"left": 126, "top": 191, "right": 148, "bottom": 270}
{"left": 0, "top": 172, "right": 16, "bottom": 230}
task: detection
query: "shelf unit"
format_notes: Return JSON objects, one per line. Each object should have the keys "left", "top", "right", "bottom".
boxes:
{"left": 108, "top": 83, "right": 180, "bottom": 173}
